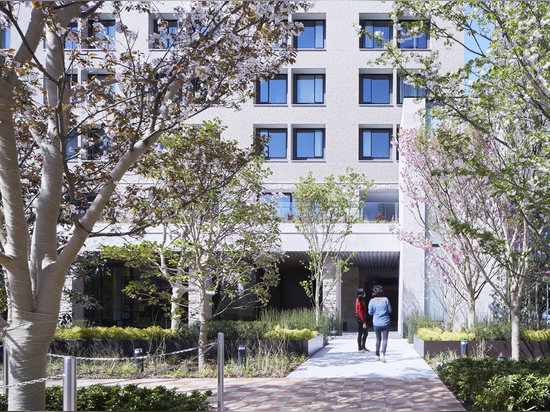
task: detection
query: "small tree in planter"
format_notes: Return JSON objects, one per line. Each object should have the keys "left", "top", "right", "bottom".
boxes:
{"left": 293, "top": 169, "right": 372, "bottom": 326}
{"left": 104, "top": 121, "right": 283, "bottom": 369}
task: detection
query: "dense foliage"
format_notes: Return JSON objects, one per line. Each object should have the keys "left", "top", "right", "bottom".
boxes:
{"left": 438, "top": 358, "right": 550, "bottom": 411}
{"left": 0, "top": 385, "right": 211, "bottom": 411}
{"left": 417, "top": 324, "right": 550, "bottom": 341}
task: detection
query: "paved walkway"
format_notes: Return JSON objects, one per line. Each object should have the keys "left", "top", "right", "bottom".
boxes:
{"left": 53, "top": 333, "right": 465, "bottom": 411}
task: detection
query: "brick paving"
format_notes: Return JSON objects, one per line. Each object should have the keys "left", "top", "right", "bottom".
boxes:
{"left": 49, "top": 333, "right": 465, "bottom": 411}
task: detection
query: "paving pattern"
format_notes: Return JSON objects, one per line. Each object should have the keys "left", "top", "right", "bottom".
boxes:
{"left": 50, "top": 333, "right": 465, "bottom": 411}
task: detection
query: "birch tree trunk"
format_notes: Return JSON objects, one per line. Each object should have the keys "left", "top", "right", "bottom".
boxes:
{"left": 198, "top": 284, "right": 209, "bottom": 371}
{"left": 510, "top": 306, "right": 521, "bottom": 361}
{"left": 169, "top": 282, "right": 187, "bottom": 331}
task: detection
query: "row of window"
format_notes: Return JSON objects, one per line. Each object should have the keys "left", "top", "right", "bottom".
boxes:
{"left": 257, "top": 73, "right": 425, "bottom": 105}
{"left": 259, "top": 128, "right": 396, "bottom": 161}
{"left": 263, "top": 193, "right": 399, "bottom": 222}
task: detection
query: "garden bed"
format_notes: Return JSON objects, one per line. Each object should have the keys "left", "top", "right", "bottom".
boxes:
{"left": 49, "top": 334, "right": 324, "bottom": 359}
{"left": 414, "top": 335, "right": 550, "bottom": 360}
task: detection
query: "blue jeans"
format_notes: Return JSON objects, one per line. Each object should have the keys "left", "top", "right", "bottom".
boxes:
{"left": 374, "top": 325, "right": 390, "bottom": 356}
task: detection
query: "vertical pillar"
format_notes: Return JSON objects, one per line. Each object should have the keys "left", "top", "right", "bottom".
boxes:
{"left": 63, "top": 356, "right": 77, "bottom": 411}
{"left": 217, "top": 333, "right": 224, "bottom": 411}
{"left": 322, "top": 256, "right": 342, "bottom": 319}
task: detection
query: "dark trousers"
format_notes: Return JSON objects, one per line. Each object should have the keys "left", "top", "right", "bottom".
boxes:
{"left": 356, "top": 318, "right": 368, "bottom": 350}
{"left": 374, "top": 325, "right": 390, "bottom": 356}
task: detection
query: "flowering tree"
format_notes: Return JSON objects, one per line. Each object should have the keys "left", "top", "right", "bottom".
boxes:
{"left": 0, "top": 1, "right": 306, "bottom": 409}
{"left": 293, "top": 169, "right": 372, "bottom": 326}
{"left": 371, "top": 1, "right": 550, "bottom": 360}
{"left": 102, "top": 121, "right": 283, "bottom": 369}
{"left": 396, "top": 127, "right": 495, "bottom": 329}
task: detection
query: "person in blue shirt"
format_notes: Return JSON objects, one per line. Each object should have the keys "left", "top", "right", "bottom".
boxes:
{"left": 368, "top": 285, "right": 392, "bottom": 362}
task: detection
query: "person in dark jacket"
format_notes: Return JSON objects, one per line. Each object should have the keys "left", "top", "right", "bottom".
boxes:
{"left": 355, "top": 288, "right": 369, "bottom": 352}
{"left": 368, "top": 284, "right": 392, "bottom": 362}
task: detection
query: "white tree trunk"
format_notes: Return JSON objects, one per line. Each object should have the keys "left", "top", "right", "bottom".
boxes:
{"left": 198, "top": 288, "right": 209, "bottom": 371}
{"left": 170, "top": 282, "right": 186, "bottom": 331}
{"left": 467, "top": 292, "right": 476, "bottom": 329}
{"left": 510, "top": 307, "right": 521, "bottom": 361}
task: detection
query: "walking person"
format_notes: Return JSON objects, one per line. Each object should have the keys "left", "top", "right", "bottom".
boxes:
{"left": 355, "top": 288, "right": 369, "bottom": 352}
{"left": 368, "top": 285, "right": 392, "bottom": 362}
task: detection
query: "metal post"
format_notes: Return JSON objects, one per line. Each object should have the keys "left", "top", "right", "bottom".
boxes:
{"left": 134, "top": 348, "right": 143, "bottom": 372}
{"left": 2, "top": 345, "right": 8, "bottom": 396}
{"left": 217, "top": 332, "right": 224, "bottom": 411}
{"left": 460, "top": 340, "right": 468, "bottom": 357}
{"left": 237, "top": 346, "right": 246, "bottom": 367}
{"left": 546, "top": 283, "right": 548, "bottom": 324}
{"left": 63, "top": 356, "right": 77, "bottom": 412}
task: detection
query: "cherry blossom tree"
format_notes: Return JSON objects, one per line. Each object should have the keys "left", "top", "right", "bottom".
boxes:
{"left": 102, "top": 121, "right": 283, "bottom": 369}
{"left": 370, "top": 1, "right": 549, "bottom": 360}
{"left": 293, "top": 169, "right": 372, "bottom": 326}
{"left": 0, "top": 1, "right": 306, "bottom": 409}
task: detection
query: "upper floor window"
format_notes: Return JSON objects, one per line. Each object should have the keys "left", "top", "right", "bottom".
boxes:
{"left": 294, "top": 74, "right": 325, "bottom": 104}
{"left": 153, "top": 18, "right": 178, "bottom": 49}
{"left": 398, "top": 75, "right": 426, "bottom": 103}
{"left": 256, "top": 75, "right": 287, "bottom": 104}
{"left": 87, "top": 72, "right": 116, "bottom": 92}
{"left": 85, "top": 18, "right": 115, "bottom": 49}
{"left": 86, "top": 128, "right": 107, "bottom": 160}
{"left": 360, "top": 74, "right": 391, "bottom": 104}
{"left": 360, "top": 20, "right": 392, "bottom": 49}
{"left": 360, "top": 129, "right": 391, "bottom": 160}
{"left": 65, "top": 21, "right": 79, "bottom": 49}
{"left": 294, "top": 20, "right": 325, "bottom": 49}
{"left": 258, "top": 128, "right": 287, "bottom": 159}
{"left": 261, "top": 193, "right": 297, "bottom": 220}
{"left": 294, "top": 128, "right": 324, "bottom": 160}
{"left": 398, "top": 21, "right": 429, "bottom": 49}
{"left": 0, "top": 27, "right": 9, "bottom": 49}
{"left": 65, "top": 133, "right": 80, "bottom": 161}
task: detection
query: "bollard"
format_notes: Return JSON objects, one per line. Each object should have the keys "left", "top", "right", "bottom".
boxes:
{"left": 217, "top": 333, "right": 224, "bottom": 411}
{"left": 2, "top": 346, "right": 8, "bottom": 396}
{"left": 237, "top": 346, "right": 246, "bottom": 367}
{"left": 63, "top": 356, "right": 77, "bottom": 412}
{"left": 134, "top": 348, "right": 143, "bottom": 372}
{"left": 460, "top": 340, "right": 468, "bottom": 357}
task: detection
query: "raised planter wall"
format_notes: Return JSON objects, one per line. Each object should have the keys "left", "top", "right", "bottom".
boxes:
{"left": 49, "top": 334, "right": 324, "bottom": 359}
{"left": 413, "top": 335, "right": 550, "bottom": 360}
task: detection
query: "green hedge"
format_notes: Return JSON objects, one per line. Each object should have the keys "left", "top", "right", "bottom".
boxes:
{"left": 438, "top": 357, "right": 550, "bottom": 411}
{"left": 0, "top": 385, "right": 211, "bottom": 411}
{"left": 416, "top": 327, "right": 474, "bottom": 341}
{"left": 263, "top": 325, "right": 319, "bottom": 340}
{"left": 416, "top": 325, "right": 550, "bottom": 341}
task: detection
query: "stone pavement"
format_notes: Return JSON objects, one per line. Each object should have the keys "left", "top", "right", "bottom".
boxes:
{"left": 52, "top": 332, "right": 465, "bottom": 411}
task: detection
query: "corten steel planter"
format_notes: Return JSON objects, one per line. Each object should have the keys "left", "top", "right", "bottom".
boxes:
{"left": 413, "top": 335, "right": 550, "bottom": 360}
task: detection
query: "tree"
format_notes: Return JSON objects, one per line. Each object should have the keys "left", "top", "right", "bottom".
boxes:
{"left": 371, "top": 1, "right": 550, "bottom": 360}
{"left": 0, "top": 1, "right": 306, "bottom": 409}
{"left": 104, "top": 120, "right": 283, "bottom": 370}
{"left": 293, "top": 169, "right": 372, "bottom": 326}
{"left": 395, "top": 126, "right": 495, "bottom": 329}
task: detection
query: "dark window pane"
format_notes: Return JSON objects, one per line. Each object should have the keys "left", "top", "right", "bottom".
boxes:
{"left": 372, "top": 131, "right": 390, "bottom": 158}
{"left": 258, "top": 80, "right": 269, "bottom": 103}
{"left": 65, "top": 22, "right": 78, "bottom": 49}
{"left": 416, "top": 32, "right": 427, "bottom": 49}
{"left": 296, "top": 74, "right": 324, "bottom": 104}
{"left": 399, "top": 29, "right": 415, "bottom": 49}
{"left": 362, "top": 130, "right": 371, "bottom": 157}
{"left": 362, "top": 77, "right": 372, "bottom": 103}
{"left": 372, "top": 76, "right": 390, "bottom": 104}
{"left": 362, "top": 21, "right": 373, "bottom": 48}
{"left": 269, "top": 77, "right": 287, "bottom": 104}
{"left": 260, "top": 129, "right": 287, "bottom": 159}
{"left": 295, "top": 20, "right": 324, "bottom": 49}
{"left": 295, "top": 129, "right": 324, "bottom": 159}
{"left": 373, "top": 21, "right": 391, "bottom": 48}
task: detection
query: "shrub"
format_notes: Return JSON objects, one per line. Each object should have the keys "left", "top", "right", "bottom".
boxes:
{"left": 0, "top": 385, "right": 211, "bottom": 411}
{"left": 53, "top": 326, "right": 178, "bottom": 340}
{"left": 417, "top": 327, "right": 474, "bottom": 341}
{"left": 472, "top": 320, "right": 511, "bottom": 341}
{"left": 438, "top": 357, "right": 550, "bottom": 410}
{"left": 475, "top": 374, "right": 550, "bottom": 411}
{"left": 263, "top": 325, "right": 319, "bottom": 340}
{"left": 523, "top": 329, "right": 550, "bottom": 341}
{"left": 403, "top": 312, "right": 442, "bottom": 343}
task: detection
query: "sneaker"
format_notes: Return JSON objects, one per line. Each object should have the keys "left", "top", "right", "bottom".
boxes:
{"left": 381, "top": 354, "right": 386, "bottom": 363}
{"left": 364, "top": 348, "right": 370, "bottom": 352}
{"left": 358, "top": 348, "right": 366, "bottom": 352}
{"left": 375, "top": 355, "right": 380, "bottom": 361}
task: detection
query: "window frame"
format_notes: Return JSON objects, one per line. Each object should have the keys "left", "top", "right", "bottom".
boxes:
{"left": 293, "top": 19, "right": 325, "bottom": 49}
{"left": 359, "top": 20, "right": 392, "bottom": 49}
{"left": 293, "top": 128, "right": 325, "bottom": 160}
{"left": 359, "top": 128, "right": 392, "bottom": 160}
{"left": 398, "top": 20, "right": 429, "bottom": 50}
{"left": 256, "top": 74, "right": 288, "bottom": 104}
{"left": 258, "top": 128, "right": 288, "bottom": 160}
{"left": 359, "top": 74, "right": 392, "bottom": 105}
{"left": 294, "top": 74, "right": 325, "bottom": 104}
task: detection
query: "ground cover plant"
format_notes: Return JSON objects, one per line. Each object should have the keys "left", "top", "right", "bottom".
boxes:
{"left": 0, "top": 385, "right": 211, "bottom": 411}
{"left": 417, "top": 324, "right": 550, "bottom": 341}
{"left": 437, "top": 357, "right": 550, "bottom": 411}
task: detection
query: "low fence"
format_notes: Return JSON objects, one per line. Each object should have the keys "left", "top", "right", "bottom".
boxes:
{"left": 1, "top": 333, "right": 226, "bottom": 411}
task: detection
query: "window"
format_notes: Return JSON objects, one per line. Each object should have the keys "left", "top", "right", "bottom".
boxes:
{"left": 294, "top": 20, "right": 324, "bottom": 49}
{"left": 64, "top": 21, "right": 78, "bottom": 49}
{"left": 86, "top": 128, "right": 107, "bottom": 160}
{"left": 360, "top": 129, "right": 391, "bottom": 159}
{"left": 360, "top": 20, "right": 391, "bottom": 49}
{"left": 398, "top": 76, "right": 426, "bottom": 103}
{"left": 258, "top": 129, "right": 287, "bottom": 159}
{"left": 360, "top": 74, "right": 391, "bottom": 104}
{"left": 294, "top": 74, "right": 324, "bottom": 104}
{"left": 85, "top": 19, "right": 115, "bottom": 49}
{"left": 0, "top": 27, "right": 9, "bottom": 49}
{"left": 65, "top": 134, "right": 79, "bottom": 161}
{"left": 87, "top": 72, "right": 115, "bottom": 93}
{"left": 398, "top": 21, "right": 429, "bottom": 49}
{"left": 261, "top": 193, "right": 297, "bottom": 220}
{"left": 256, "top": 75, "right": 287, "bottom": 104}
{"left": 294, "top": 129, "right": 324, "bottom": 159}
{"left": 362, "top": 190, "right": 399, "bottom": 222}
{"left": 153, "top": 18, "right": 178, "bottom": 49}
{"left": 65, "top": 73, "right": 78, "bottom": 89}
